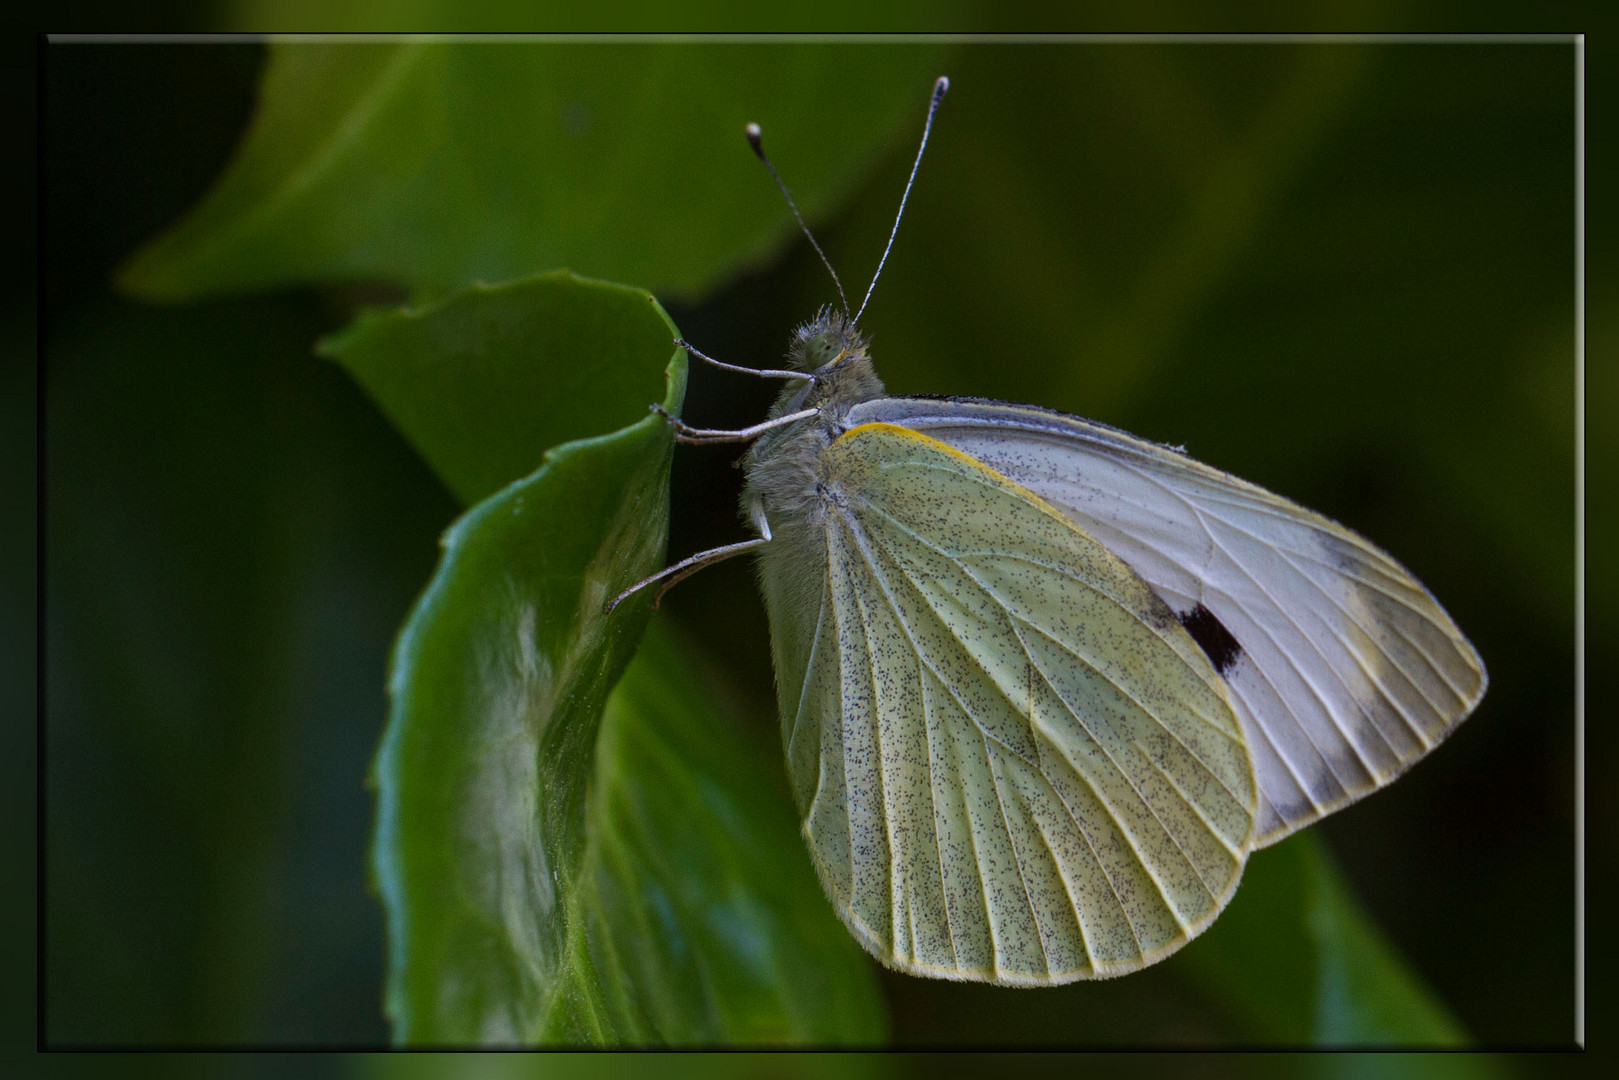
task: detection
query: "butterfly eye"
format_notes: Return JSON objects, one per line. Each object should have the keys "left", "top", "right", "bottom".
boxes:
{"left": 801, "top": 338, "right": 840, "bottom": 369}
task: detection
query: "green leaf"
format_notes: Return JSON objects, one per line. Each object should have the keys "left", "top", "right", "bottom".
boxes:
{"left": 356, "top": 272, "right": 883, "bottom": 1043}
{"left": 370, "top": 364, "right": 678, "bottom": 1043}
{"left": 118, "top": 40, "right": 946, "bottom": 303}
{"left": 1174, "top": 833, "right": 1466, "bottom": 1046}
{"left": 1304, "top": 839, "right": 1468, "bottom": 1046}
{"left": 320, "top": 270, "right": 680, "bottom": 506}
{"left": 539, "top": 619, "right": 887, "bottom": 1044}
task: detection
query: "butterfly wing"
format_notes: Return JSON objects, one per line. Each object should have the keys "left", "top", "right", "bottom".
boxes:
{"left": 758, "top": 422, "right": 1256, "bottom": 984}
{"left": 849, "top": 397, "right": 1488, "bottom": 847}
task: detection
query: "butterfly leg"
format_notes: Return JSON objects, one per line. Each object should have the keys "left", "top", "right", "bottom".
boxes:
{"left": 606, "top": 506, "right": 774, "bottom": 613}
{"left": 677, "top": 338, "right": 814, "bottom": 382}
{"left": 652, "top": 403, "right": 820, "bottom": 444}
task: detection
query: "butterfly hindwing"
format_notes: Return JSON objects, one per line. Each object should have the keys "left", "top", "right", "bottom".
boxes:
{"left": 850, "top": 397, "right": 1488, "bottom": 847}
{"left": 763, "top": 422, "right": 1257, "bottom": 984}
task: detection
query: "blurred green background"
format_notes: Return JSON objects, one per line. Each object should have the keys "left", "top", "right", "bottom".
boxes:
{"left": 42, "top": 37, "right": 1580, "bottom": 1048}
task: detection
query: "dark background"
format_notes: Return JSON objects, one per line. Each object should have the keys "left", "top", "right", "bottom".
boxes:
{"left": 41, "top": 38, "right": 1584, "bottom": 1048}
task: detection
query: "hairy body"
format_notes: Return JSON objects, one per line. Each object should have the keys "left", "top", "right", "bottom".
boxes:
{"left": 743, "top": 309, "right": 885, "bottom": 527}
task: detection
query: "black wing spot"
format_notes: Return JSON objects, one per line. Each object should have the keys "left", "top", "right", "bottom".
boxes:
{"left": 1179, "top": 603, "right": 1243, "bottom": 675}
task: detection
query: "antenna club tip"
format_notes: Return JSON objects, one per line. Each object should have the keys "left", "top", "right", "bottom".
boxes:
{"left": 745, "top": 122, "right": 765, "bottom": 156}
{"left": 933, "top": 76, "right": 950, "bottom": 98}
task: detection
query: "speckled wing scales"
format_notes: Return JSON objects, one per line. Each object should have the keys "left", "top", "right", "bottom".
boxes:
{"left": 787, "top": 423, "right": 1256, "bottom": 984}
{"left": 850, "top": 397, "right": 1488, "bottom": 848}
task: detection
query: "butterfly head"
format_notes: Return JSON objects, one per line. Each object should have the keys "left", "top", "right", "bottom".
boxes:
{"left": 763, "top": 307, "right": 884, "bottom": 416}
{"left": 789, "top": 306, "right": 870, "bottom": 373}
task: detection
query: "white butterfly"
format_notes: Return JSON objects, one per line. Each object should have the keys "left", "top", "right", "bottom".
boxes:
{"left": 612, "top": 76, "right": 1485, "bottom": 984}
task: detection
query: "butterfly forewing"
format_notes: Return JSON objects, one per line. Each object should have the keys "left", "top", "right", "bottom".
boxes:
{"left": 765, "top": 422, "right": 1257, "bottom": 984}
{"left": 850, "top": 398, "right": 1487, "bottom": 847}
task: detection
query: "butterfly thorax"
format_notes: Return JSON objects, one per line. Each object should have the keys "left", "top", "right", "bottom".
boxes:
{"left": 743, "top": 310, "right": 886, "bottom": 525}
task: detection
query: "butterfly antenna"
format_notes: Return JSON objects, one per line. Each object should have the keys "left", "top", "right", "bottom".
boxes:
{"left": 853, "top": 76, "right": 949, "bottom": 326}
{"left": 747, "top": 122, "right": 851, "bottom": 320}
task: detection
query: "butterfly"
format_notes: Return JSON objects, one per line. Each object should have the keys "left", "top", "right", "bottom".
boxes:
{"left": 611, "top": 76, "right": 1486, "bottom": 984}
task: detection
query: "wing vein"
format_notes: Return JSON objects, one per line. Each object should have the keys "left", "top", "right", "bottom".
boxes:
{"left": 1006, "top": 614, "right": 1203, "bottom": 932}
{"left": 825, "top": 532, "right": 861, "bottom": 907}
{"left": 837, "top": 509, "right": 1057, "bottom": 970}
{"left": 1190, "top": 496, "right": 1465, "bottom": 721}
{"left": 1091, "top": 453, "right": 1438, "bottom": 779}
{"left": 1096, "top": 459, "right": 1355, "bottom": 798}
{"left": 1006, "top": 616, "right": 1236, "bottom": 903}
{"left": 845, "top": 507, "right": 1164, "bottom": 956}
{"left": 997, "top": 462, "right": 1326, "bottom": 817}
{"left": 790, "top": 576, "right": 833, "bottom": 759}
{"left": 983, "top": 738, "right": 1054, "bottom": 977}
{"left": 1187, "top": 506, "right": 1381, "bottom": 785}
{"left": 1265, "top": 543, "right": 1442, "bottom": 753}
{"left": 919, "top": 657, "right": 962, "bottom": 971}
{"left": 1132, "top": 740, "right": 1246, "bottom": 866}
{"left": 858, "top": 504, "right": 1251, "bottom": 819}
{"left": 844, "top": 554, "right": 904, "bottom": 962}
{"left": 859, "top": 501, "right": 1242, "bottom": 742}
{"left": 1011, "top": 610, "right": 1251, "bottom": 814}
